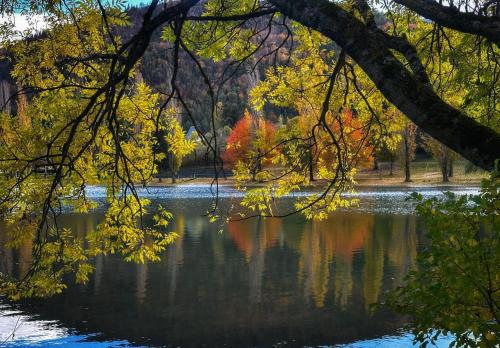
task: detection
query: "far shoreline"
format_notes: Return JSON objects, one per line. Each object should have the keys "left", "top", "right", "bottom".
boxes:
{"left": 143, "top": 171, "right": 484, "bottom": 189}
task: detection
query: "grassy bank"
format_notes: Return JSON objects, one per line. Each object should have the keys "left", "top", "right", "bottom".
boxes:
{"left": 148, "top": 160, "right": 486, "bottom": 188}
{"left": 355, "top": 160, "right": 486, "bottom": 187}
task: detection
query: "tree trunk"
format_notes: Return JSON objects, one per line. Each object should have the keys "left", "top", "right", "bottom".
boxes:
{"left": 309, "top": 159, "right": 315, "bottom": 182}
{"left": 448, "top": 158, "right": 454, "bottom": 178}
{"left": 404, "top": 159, "right": 411, "bottom": 182}
{"left": 440, "top": 147, "right": 449, "bottom": 183}
{"left": 309, "top": 146, "right": 315, "bottom": 181}
{"left": 269, "top": 0, "right": 500, "bottom": 171}
{"left": 404, "top": 138, "right": 412, "bottom": 182}
{"left": 256, "top": 150, "right": 263, "bottom": 182}
{"left": 171, "top": 153, "right": 178, "bottom": 184}
{"left": 372, "top": 152, "right": 379, "bottom": 171}
{"left": 193, "top": 149, "right": 197, "bottom": 178}
{"left": 389, "top": 156, "right": 394, "bottom": 176}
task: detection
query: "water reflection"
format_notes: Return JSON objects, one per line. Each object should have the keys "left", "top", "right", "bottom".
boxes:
{"left": 227, "top": 213, "right": 417, "bottom": 313}
{"left": 0, "top": 197, "right": 421, "bottom": 347}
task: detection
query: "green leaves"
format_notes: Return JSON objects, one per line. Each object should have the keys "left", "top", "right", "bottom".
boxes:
{"left": 0, "top": 3, "right": 182, "bottom": 297}
{"left": 0, "top": 227, "right": 91, "bottom": 300}
{"left": 153, "top": 205, "right": 174, "bottom": 228}
{"left": 162, "top": 0, "right": 265, "bottom": 62}
{"left": 165, "top": 115, "right": 196, "bottom": 175}
{"left": 386, "top": 174, "right": 500, "bottom": 348}
{"left": 88, "top": 197, "right": 177, "bottom": 264}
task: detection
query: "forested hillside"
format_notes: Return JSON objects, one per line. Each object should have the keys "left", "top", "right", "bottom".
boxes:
{"left": 0, "top": 3, "right": 290, "bottom": 132}
{"left": 122, "top": 4, "right": 293, "bottom": 130}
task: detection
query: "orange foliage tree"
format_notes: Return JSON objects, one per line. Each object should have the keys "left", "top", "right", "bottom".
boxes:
{"left": 222, "top": 110, "right": 276, "bottom": 170}
{"left": 309, "top": 108, "right": 374, "bottom": 175}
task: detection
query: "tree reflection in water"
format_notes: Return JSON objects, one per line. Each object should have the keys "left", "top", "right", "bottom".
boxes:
{"left": 0, "top": 198, "right": 418, "bottom": 347}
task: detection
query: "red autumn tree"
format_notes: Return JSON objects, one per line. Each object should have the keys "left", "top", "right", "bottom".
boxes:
{"left": 222, "top": 110, "right": 275, "bottom": 168}
{"left": 317, "top": 108, "right": 374, "bottom": 170}
{"left": 340, "top": 108, "right": 374, "bottom": 169}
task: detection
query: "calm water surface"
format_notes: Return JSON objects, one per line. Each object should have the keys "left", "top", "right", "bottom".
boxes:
{"left": 0, "top": 185, "right": 475, "bottom": 347}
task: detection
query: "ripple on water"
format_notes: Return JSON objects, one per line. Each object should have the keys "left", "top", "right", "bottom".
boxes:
{"left": 80, "top": 184, "right": 479, "bottom": 215}
{"left": 0, "top": 306, "right": 135, "bottom": 347}
{"left": 83, "top": 184, "right": 479, "bottom": 199}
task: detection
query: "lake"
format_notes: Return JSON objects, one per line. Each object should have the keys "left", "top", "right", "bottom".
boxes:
{"left": 0, "top": 185, "right": 476, "bottom": 347}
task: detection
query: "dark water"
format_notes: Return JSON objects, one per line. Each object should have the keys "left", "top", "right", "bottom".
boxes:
{"left": 0, "top": 185, "right": 473, "bottom": 347}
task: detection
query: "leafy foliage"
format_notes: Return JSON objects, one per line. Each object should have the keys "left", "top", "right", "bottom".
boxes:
{"left": 0, "top": 2, "right": 498, "bottom": 328}
{"left": 222, "top": 109, "right": 275, "bottom": 168}
{"left": 0, "top": 3, "right": 182, "bottom": 298}
{"left": 386, "top": 174, "right": 500, "bottom": 347}
{"left": 165, "top": 115, "right": 197, "bottom": 181}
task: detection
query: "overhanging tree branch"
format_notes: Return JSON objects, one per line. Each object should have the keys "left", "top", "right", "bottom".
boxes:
{"left": 269, "top": 0, "right": 500, "bottom": 171}
{"left": 393, "top": 0, "right": 500, "bottom": 46}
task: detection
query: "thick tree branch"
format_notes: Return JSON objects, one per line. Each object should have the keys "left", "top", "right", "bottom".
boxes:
{"left": 185, "top": 8, "right": 276, "bottom": 21}
{"left": 393, "top": 0, "right": 500, "bottom": 46}
{"left": 269, "top": 0, "right": 500, "bottom": 171}
{"left": 382, "top": 32, "right": 430, "bottom": 84}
